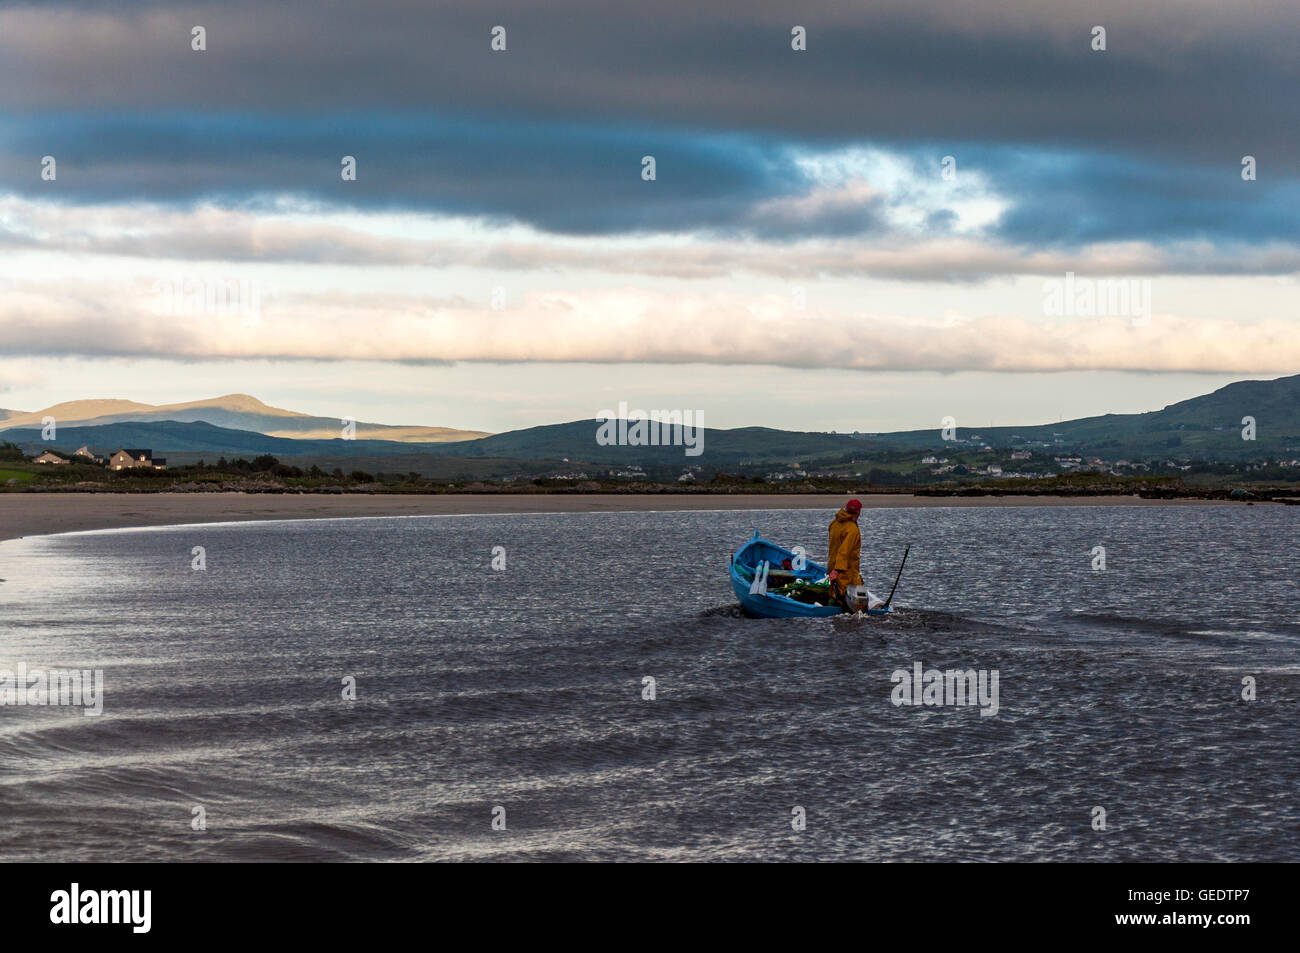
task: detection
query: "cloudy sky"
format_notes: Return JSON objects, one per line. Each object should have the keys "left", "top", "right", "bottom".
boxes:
{"left": 2, "top": 0, "right": 1297, "bottom": 433}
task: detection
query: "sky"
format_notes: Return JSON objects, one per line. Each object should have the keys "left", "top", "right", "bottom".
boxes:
{"left": 1, "top": 0, "right": 1297, "bottom": 433}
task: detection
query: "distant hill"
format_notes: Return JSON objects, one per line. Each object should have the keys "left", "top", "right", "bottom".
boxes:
{"left": 0, "top": 418, "right": 858, "bottom": 468}
{"left": 869, "top": 373, "right": 1300, "bottom": 459}
{"left": 0, "top": 420, "right": 466, "bottom": 459}
{"left": 413, "top": 374, "right": 1300, "bottom": 463}
{"left": 424, "top": 419, "right": 858, "bottom": 463}
{"left": 4, "top": 374, "right": 1297, "bottom": 468}
{"left": 0, "top": 394, "right": 487, "bottom": 443}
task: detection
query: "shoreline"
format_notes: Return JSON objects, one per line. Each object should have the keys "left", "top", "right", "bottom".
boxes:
{"left": 0, "top": 491, "right": 1248, "bottom": 544}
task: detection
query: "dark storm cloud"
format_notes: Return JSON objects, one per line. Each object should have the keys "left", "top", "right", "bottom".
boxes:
{"left": 1, "top": 0, "right": 1297, "bottom": 244}
{"left": 3, "top": 0, "right": 1296, "bottom": 160}
{"left": 3, "top": 111, "right": 1293, "bottom": 246}
{"left": 966, "top": 146, "right": 1300, "bottom": 246}
{"left": 0, "top": 111, "right": 892, "bottom": 236}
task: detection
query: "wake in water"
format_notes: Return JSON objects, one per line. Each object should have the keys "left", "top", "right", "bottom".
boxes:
{"left": 1, "top": 506, "right": 1297, "bottom": 862}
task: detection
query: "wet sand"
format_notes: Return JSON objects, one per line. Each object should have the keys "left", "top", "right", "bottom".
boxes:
{"left": 0, "top": 491, "right": 1231, "bottom": 544}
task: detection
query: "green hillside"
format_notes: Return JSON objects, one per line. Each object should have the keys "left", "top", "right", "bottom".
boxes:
{"left": 4, "top": 373, "right": 1297, "bottom": 468}
{"left": 0, "top": 420, "right": 455, "bottom": 458}
{"left": 419, "top": 374, "right": 1300, "bottom": 463}
{"left": 423, "top": 420, "right": 857, "bottom": 463}
{"left": 872, "top": 374, "right": 1300, "bottom": 459}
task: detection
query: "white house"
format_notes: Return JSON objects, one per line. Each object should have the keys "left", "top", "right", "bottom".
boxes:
{"left": 108, "top": 448, "right": 168, "bottom": 470}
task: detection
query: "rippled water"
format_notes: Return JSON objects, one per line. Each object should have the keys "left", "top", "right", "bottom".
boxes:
{"left": 1, "top": 505, "right": 1296, "bottom": 861}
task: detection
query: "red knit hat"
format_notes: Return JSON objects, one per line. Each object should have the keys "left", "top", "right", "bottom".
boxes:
{"left": 846, "top": 499, "right": 862, "bottom": 514}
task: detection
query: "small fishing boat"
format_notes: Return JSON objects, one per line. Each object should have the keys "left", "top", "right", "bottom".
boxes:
{"left": 729, "top": 531, "right": 895, "bottom": 619}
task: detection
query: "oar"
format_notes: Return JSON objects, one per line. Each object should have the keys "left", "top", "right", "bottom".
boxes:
{"left": 883, "top": 545, "right": 911, "bottom": 608}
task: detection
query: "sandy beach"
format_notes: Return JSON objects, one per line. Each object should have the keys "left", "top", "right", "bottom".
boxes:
{"left": 0, "top": 491, "right": 1234, "bottom": 544}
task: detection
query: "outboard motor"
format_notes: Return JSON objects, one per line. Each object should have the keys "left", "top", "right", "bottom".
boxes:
{"left": 844, "top": 585, "right": 884, "bottom": 611}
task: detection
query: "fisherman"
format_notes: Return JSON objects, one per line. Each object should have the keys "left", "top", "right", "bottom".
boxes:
{"left": 827, "top": 498, "right": 863, "bottom": 609}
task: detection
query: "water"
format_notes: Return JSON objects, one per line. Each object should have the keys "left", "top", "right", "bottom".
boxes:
{"left": 1, "top": 505, "right": 1296, "bottom": 861}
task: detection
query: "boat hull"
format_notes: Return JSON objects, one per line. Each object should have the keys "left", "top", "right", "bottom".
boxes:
{"left": 729, "top": 532, "right": 891, "bottom": 619}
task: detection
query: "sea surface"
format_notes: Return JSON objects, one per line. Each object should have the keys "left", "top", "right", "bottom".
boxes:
{"left": 1, "top": 505, "right": 1296, "bottom": 862}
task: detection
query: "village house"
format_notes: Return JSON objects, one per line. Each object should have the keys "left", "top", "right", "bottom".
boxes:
{"left": 33, "top": 450, "right": 70, "bottom": 464}
{"left": 73, "top": 445, "right": 106, "bottom": 465}
{"left": 108, "top": 448, "right": 167, "bottom": 471}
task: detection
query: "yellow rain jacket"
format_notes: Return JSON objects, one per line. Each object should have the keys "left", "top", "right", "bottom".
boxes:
{"left": 827, "top": 509, "right": 862, "bottom": 588}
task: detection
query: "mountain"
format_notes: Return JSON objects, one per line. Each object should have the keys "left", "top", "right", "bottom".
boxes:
{"left": 412, "top": 374, "right": 1300, "bottom": 463}
{"left": 0, "top": 418, "right": 854, "bottom": 466}
{"left": 0, "top": 420, "right": 465, "bottom": 458}
{"left": 867, "top": 373, "right": 1300, "bottom": 459}
{"left": 4, "top": 374, "right": 1297, "bottom": 468}
{"left": 0, "top": 394, "right": 488, "bottom": 443}
{"left": 423, "top": 420, "right": 857, "bottom": 462}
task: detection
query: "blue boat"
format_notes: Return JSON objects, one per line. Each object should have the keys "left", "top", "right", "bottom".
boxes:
{"left": 729, "top": 531, "right": 892, "bottom": 619}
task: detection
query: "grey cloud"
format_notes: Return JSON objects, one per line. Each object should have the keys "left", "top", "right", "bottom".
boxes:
{"left": 6, "top": 199, "right": 1300, "bottom": 280}
{"left": 1, "top": 0, "right": 1297, "bottom": 164}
